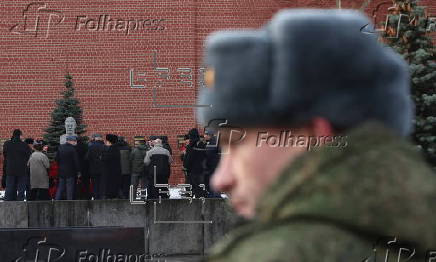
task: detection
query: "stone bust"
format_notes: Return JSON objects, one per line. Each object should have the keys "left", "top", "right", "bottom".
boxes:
{"left": 59, "top": 117, "right": 77, "bottom": 145}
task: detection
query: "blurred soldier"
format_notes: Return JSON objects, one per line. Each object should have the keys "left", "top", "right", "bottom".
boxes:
{"left": 3, "top": 129, "right": 31, "bottom": 201}
{"left": 144, "top": 139, "right": 172, "bottom": 199}
{"left": 198, "top": 9, "right": 436, "bottom": 262}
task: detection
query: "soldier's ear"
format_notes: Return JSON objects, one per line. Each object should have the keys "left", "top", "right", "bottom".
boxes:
{"left": 310, "top": 117, "right": 335, "bottom": 138}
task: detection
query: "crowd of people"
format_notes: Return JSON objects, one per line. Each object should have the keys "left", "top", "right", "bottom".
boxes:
{"left": 1, "top": 127, "right": 221, "bottom": 201}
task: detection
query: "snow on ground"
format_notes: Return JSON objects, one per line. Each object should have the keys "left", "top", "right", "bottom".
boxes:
{"left": 0, "top": 188, "right": 226, "bottom": 201}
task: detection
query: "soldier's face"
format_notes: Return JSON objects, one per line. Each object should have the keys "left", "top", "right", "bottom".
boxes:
{"left": 212, "top": 127, "right": 311, "bottom": 219}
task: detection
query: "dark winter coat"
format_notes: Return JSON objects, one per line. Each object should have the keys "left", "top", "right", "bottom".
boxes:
{"left": 205, "top": 136, "right": 220, "bottom": 176}
{"left": 1, "top": 159, "right": 6, "bottom": 188}
{"left": 75, "top": 140, "right": 89, "bottom": 176}
{"left": 3, "top": 138, "right": 32, "bottom": 177}
{"left": 163, "top": 142, "right": 172, "bottom": 155}
{"left": 55, "top": 143, "right": 80, "bottom": 178}
{"left": 183, "top": 139, "right": 206, "bottom": 178}
{"left": 102, "top": 144, "right": 121, "bottom": 198}
{"left": 86, "top": 140, "right": 105, "bottom": 177}
{"left": 118, "top": 143, "right": 132, "bottom": 175}
{"left": 130, "top": 144, "right": 148, "bottom": 174}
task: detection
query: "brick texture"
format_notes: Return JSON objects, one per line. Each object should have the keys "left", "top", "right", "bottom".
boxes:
{"left": 0, "top": 0, "right": 435, "bottom": 186}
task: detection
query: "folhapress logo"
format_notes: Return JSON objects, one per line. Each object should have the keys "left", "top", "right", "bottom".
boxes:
{"left": 10, "top": 3, "right": 65, "bottom": 38}
{"left": 11, "top": 3, "right": 167, "bottom": 38}
{"left": 14, "top": 236, "right": 66, "bottom": 262}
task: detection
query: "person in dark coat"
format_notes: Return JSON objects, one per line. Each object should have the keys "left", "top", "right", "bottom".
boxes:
{"left": 162, "top": 137, "right": 173, "bottom": 156}
{"left": 180, "top": 134, "right": 190, "bottom": 161}
{"left": 183, "top": 128, "right": 207, "bottom": 198}
{"left": 24, "top": 138, "right": 34, "bottom": 200}
{"left": 1, "top": 158, "right": 7, "bottom": 189}
{"left": 88, "top": 134, "right": 96, "bottom": 147}
{"left": 204, "top": 129, "right": 221, "bottom": 198}
{"left": 118, "top": 137, "right": 132, "bottom": 199}
{"left": 101, "top": 134, "right": 121, "bottom": 199}
{"left": 55, "top": 136, "right": 81, "bottom": 200}
{"left": 144, "top": 139, "right": 173, "bottom": 199}
{"left": 3, "top": 129, "right": 32, "bottom": 201}
{"left": 86, "top": 134, "right": 105, "bottom": 199}
{"left": 75, "top": 136, "right": 90, "bottom": 199}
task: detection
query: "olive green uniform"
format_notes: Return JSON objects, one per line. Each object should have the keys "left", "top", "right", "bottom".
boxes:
{"left": 208, "top": 122, "right": 436, "bottom": 262}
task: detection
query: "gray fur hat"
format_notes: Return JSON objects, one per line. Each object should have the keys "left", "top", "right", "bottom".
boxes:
{"left": 197, "top": 9, "right": 413, "bottom": 136}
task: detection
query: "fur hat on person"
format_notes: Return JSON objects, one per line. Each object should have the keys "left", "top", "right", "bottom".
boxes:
{"left": 105, "top": 134, "right": 118, "bottom": 144}
{"left": 188, "top": 128, "right": 200, "bottom": 141}
{"left": 197, "top": 9, "right": 413, "bottom": 136}
{"left": 12, "top": 129, "right": 22, "bottom": 138}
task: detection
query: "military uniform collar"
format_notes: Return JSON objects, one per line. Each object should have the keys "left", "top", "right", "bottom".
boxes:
{"left": 255, "top": 121, "right": 405, "bottom": 222}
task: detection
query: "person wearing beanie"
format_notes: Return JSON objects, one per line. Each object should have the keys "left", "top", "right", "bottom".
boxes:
{"left": 3, "top": 129, "right": 31, "bottom": 201}
{"left": 198, "top": 9, "right": 436, "bottom": 262}
{"left": 55, "top": 135, "right": 80, "bottom": 200}
{"left": 101, "top": 134, "right": 122, "bottom": 199}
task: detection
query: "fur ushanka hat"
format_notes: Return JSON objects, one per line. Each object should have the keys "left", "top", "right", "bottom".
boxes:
{"left": 106, "top": 134, "right": 119, "bottom": 144}
{"left": 197, "top": 9, "right": 413, "bottom": 136}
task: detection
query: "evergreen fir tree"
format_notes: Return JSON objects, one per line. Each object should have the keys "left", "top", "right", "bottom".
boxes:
{"left": 43, "top": 74, "right": 87, "bottom": 154}
{"left": 384, "top": 0, "right": 436, "bottom": 169}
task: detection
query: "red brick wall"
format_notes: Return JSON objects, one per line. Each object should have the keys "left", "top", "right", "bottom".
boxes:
{"left": 1, "top": 0, "right": 435, "bottom": 186}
